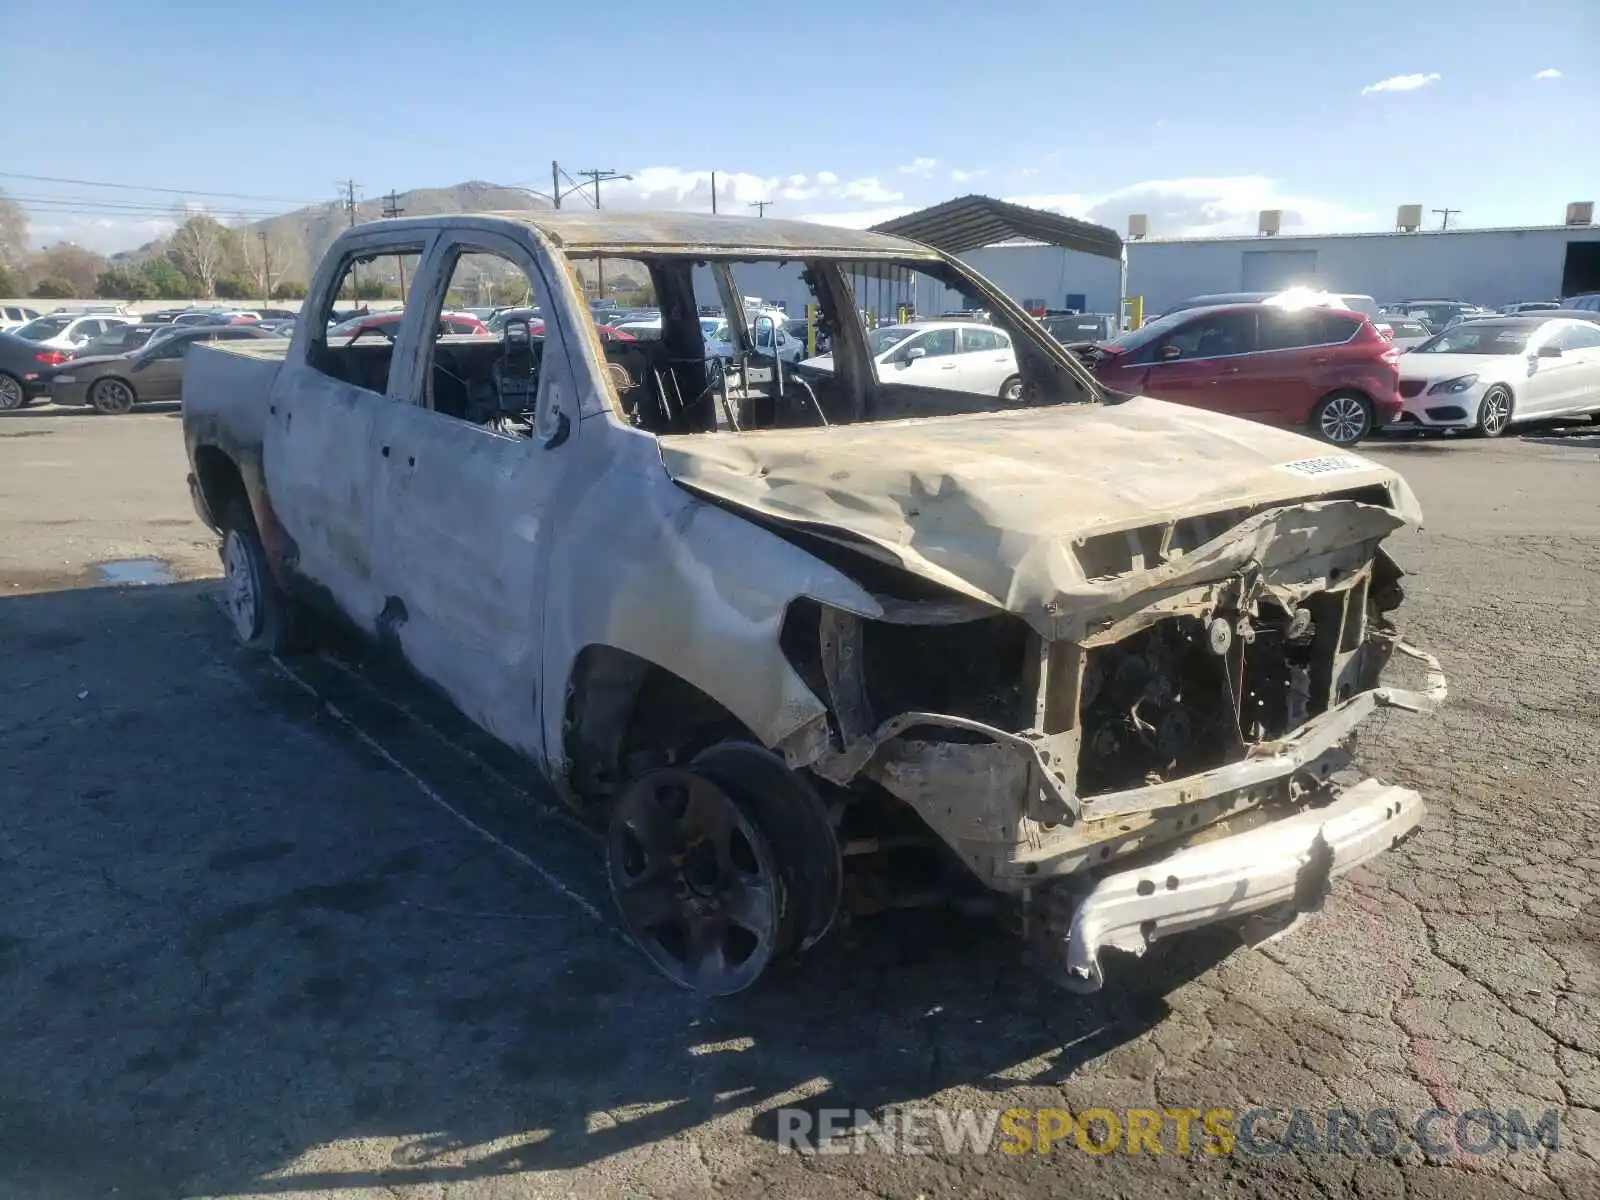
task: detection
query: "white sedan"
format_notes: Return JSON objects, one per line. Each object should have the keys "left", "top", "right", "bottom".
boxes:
{"left": 705, "top": 312, "right": 805, "bottom": 363}
{"left": 1392, "top": 317, "right": 1600, "bottom": 436}
{"left": 10, "top": 313, "right": 137, "bottom": 351}
{"left": 800, "top": 321, "right": 1021, "bottom": 401}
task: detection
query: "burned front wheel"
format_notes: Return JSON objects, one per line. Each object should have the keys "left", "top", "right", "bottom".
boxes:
{"left": 606, "top": 745, "right": 841, "bottom": 995}
{"left": 607, "top": 766, "right": 784, "bottom": 994}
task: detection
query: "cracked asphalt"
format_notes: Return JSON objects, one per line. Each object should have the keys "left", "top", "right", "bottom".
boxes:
{"left": 1, "top": 406, "right": 1596, "bottom": 1199}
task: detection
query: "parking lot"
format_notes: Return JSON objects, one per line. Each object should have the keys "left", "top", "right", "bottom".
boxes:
{"left": 1, "top": 403, "right": 1597, "bottom": 1199}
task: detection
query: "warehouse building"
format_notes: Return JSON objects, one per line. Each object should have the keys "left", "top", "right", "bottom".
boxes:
{"left": 1124, "top": 218, "right": 1600, "bottom": 316}
{"left": 724, "top": 197, "right": 1600, "bottom": 327}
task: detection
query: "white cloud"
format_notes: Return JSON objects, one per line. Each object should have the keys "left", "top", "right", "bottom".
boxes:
{"left": 896, "top": 157, "right": 938, "bottom": 177}
{"left": 1361, "top": 72, "right": 1440, "bottom": 95}
{"left": 949, "top": 168, "right": 990, "bottom": 184}
{"left": 29, "top": 215, "right": 181, "bottom": 255}
{"left": 814, "top": 170, "right": 839, "bottom": 185}
{"left": 1014, "top": 166, "right": 1041, "bottom": 179}
{"left": 1008, "top": 175, "right": 1375, "bottom": 238}
{"left": 840, "top": 177, "right": 902, "bottom": 203}
{"left": 795, "top": 205, "right": 916, "bottom": 229}
{"left": 1532, "top": 68, "right": 1562, "bottom": 80}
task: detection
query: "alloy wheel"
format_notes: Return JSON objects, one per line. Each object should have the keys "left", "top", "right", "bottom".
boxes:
{"left": 223, "top": 529, "right": 261, "bottom": 642}
{"left": 0, "top": 374, "right": 23, "bottom": 411}
{"left": 607, "top": 766, "right": 783, "bottom": 995}
{"left": 1318, "top": 395, "right": 1369, "bottom": 445}
{"left": 91, "top": 379, "right": 136, "bottom": 415}
{"left": 1480, "top": 389, "right": 1510, "bottom": 436}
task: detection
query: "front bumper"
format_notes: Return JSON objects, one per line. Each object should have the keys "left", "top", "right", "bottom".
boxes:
{"left": 1063, "top": 777, "right": 1424, "bottom": 990}
{"left": 45, "top": 376, "right": 92, "bottom": 406}
{"left": 1387, "top": 382, "right": 1484, "bottom": 430}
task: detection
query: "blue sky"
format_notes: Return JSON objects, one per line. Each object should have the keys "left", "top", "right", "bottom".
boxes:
{"left": 2, "top": 0, "right": 1595, "bottom": 253}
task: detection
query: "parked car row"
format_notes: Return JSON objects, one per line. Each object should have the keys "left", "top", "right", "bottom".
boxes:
{"left": 1072, "top": 303, "right": 1600, "bottom": 444}
{"left": 8, "top": 284, "right": 1598, "bottom": 440}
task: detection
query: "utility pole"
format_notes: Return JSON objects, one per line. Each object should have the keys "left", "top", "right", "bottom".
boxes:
{"left": 711, "top": 170, "right": 718, "bottom": 214}
{"left": 382, "top": 191, "right": 407, "bottom": 299}
{"left": 338, "top": 180, "right": 362, "bottom": 305}
{"left": 574, "top": 168, "right": 632, "bottom": 299}
{"left": 258, "top": 230, "right": 271, "bottom": 309}
{"left": 552, "top": 160, "right": 562, "bottom": 209}
{"left": 1432, "top": 207, "right": 1461, "bottom": 231}
{"left": 750, "top": 200, "right": 773, "bottom": 217}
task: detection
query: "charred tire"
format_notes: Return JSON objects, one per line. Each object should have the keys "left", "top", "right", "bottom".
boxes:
{"left": 0, "top": 372, "right": 25, "bottom": 411}
{"left": 606, "top": 764, "right": 787, "bottom": 995}
{"left": 999, "top": 375, "right": 1024, "bottom": 404}
{"left": 1470, "top": 385, "right": 1513, "bottom": 438}
{"left": 606, "top": 744, "right": 841, "bottom": 995}
{"left": 1311, "top": 391, "right": 1372, "bottom": 446}
{"left": 692, "top": 742, "right": 842, "bottom": 957}
{"left": 219, "top": 501, "right": 303, "bottom": 653}
{"left": 89, "top": 377, "right": 138, "bottom": 415}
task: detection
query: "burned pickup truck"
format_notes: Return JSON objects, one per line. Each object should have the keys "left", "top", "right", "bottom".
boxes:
{"left": 182, "top": 210, "right": 1443, "bottom": 994}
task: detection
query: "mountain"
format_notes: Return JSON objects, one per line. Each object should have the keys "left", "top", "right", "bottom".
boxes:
{"left": 112, "top": 181, "right": 551, "bottom": 285}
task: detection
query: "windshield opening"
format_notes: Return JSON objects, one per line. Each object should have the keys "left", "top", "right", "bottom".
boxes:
{"left": 574, "top": 251, "right": 1098, "bottom": 436}
{"left": 1413, "top": 323, "right": 1534, "bottom": 354}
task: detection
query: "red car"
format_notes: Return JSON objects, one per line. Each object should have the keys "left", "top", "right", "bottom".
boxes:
{"left": 1082, "top": 304, "right": 1401, "bottom": 445}
{"left": 327, "top": 310, "right": 488, "bottom": 340}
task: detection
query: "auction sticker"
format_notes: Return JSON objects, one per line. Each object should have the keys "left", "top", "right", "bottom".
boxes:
{"left": 1276, "top": 454, "right": 1371, "bottom": 478}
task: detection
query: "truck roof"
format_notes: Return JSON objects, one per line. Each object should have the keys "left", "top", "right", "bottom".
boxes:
{"left": 359, "top": 209, "right": 938, "bottom": 260}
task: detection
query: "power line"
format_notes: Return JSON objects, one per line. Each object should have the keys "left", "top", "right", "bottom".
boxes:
{"left": 0, "top": 170, "right": 326, "bottom": 204}
{"left": 750, "top": 200, "right": 773, "bottom": 217}
{"left": 574, "top": 168, "right": 630, "bottom": 211}
{"left": 7, "top": 194, "right": 306, "bottom": 219}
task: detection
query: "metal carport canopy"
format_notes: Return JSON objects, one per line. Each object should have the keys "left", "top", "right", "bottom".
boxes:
{"left": 870, "top": 194, "right": 1122, "bottom": 260}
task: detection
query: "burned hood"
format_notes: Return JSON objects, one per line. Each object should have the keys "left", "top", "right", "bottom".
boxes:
{"left": 658, "top": 397, "right": 1421, "bottom": 639}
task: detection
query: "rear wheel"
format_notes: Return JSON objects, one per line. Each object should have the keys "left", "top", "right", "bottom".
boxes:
{"left": 1311, "top": 391, "right": 1372, "bottom": 446}
{"left": 0, "top": 372, "right": 25, "bottom": 411}
{"left": 1471, "top": 385, "right": 1513, "bottom": 438}
{"left": 220, "top": 502, "right": 304, "bottom": 653}
{"left": 999, "top": 375, "right": 1023, "bottom": 403}
{"left": 89, "top": 377, "right": 137, "bottom": 415}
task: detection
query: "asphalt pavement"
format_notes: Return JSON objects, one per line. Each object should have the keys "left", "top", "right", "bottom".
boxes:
{"left": 1, "top": 404, "right": 1596, "bottom": 1199}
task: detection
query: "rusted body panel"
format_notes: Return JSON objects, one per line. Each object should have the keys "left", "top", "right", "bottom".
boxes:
{"left": 181, "top": 209, "right": 1442, "bottom": 991}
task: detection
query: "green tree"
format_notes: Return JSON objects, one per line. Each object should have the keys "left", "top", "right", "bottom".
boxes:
{"left": 271, "top": 280, "right": 308, "bottom": 300}
{"left": 137, "top": 257, "right": 193, "bottom": 300}
{"left": 167, "top": 213, "right": 233, "bottom": 298}
{"left": 29, "top": 244, "right": 105, "bottom": 298}
{"left": 0, "top": 190, "right": 27, "bottom": 273}
{"left": 30, "top": 277, "right": 76, "bottom": 299}
{"left": 214, "top": 276, "right": 255, "bottom": 300}
{"left": 0, "top": 263, "right": 18, "bottom": 296}
{"left": 95, "top": 268, "right": 156, "bottom": 300}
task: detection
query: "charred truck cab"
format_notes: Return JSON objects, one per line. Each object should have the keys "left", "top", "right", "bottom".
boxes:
{"left": 182, "top": 210, "right": 1443, "bottom": 996}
